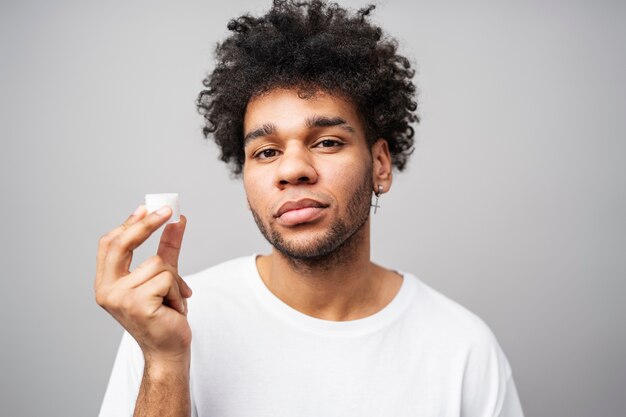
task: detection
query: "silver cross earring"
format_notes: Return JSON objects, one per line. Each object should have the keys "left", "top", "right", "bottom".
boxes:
{"left": 372, "top": 185, "right": 383, "bottom": 214}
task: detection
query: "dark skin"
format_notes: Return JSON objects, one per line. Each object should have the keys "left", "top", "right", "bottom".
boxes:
{"left": 95, "top": 87, "right": 402, "bottom": 417}
{"left": 244, "top": 88, "right": 403, "bottom": 321}
{"left": 95, "top": 207, "right": 191, "bottom": 417}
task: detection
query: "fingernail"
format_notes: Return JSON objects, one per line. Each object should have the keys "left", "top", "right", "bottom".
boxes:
{"left": 132, "top": 205, "right": 145, "bottom": 216}
{"left": 156, "top": 206, "right": 171, "bottom": 216}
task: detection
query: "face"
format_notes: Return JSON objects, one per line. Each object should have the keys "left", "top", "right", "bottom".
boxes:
{"left": 242, "top": 88, "right": 387, "bottom": 260}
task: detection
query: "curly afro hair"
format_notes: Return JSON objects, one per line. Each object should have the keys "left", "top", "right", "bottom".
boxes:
{"left": 197, "top": 0, "right": 419, "bottom": 176}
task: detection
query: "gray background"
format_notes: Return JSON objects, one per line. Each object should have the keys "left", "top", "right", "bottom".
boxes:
{"left": 1, "top": 0, "right": 624, "bottom": 416}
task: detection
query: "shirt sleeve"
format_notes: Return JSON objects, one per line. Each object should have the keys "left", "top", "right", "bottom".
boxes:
{"left": 497, "top": 375, "right": 524, "bottom": 417}
{"left": 460, "top": 327, "right": 525, "bottom": 417}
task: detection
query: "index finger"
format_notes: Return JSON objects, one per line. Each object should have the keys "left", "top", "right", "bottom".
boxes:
{"left": 95, "top": 205, "right": 147, "bottom": 288}
{"left": 102, "top": 206, "right": 174, "bottom": 280}
{"left": 157, "top": 214, "right": 187, "bottom": 270}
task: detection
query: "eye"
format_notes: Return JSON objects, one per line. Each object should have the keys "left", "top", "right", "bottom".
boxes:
{"left": 253, "top": 148, "right": 279, "bottom": 160}
{"left": 315, "top": 139, "right": 344, "bottom": 148}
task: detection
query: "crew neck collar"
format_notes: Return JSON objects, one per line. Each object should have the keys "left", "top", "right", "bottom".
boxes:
{"left": 244, "top": 254, "right": 417, "bottom": 337}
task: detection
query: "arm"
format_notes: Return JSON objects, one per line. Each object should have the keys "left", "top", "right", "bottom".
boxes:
{"left": 134, "top": 357, "right": 191, "bottom": 417}
{"left": 95, "top": 205, "right": 193, "bottom": 417}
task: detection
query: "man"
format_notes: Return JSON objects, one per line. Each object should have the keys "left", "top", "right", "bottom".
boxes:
{"left": 95, "top": 1, "right": 524, "bottom": 416}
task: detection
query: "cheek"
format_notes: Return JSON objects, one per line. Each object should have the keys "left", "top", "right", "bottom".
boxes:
{"left": 243, "top": 178, "right": 259, "bottom": 208}
{"left": 244, "top": 176, "right": 272, "bottom": 214}
{"left": 322, "top": 157, "right": 370, "bottom": 197}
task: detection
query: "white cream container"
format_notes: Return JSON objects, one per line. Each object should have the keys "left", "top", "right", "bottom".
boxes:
{"left": 145, "top": 193, "right": 180, "bottom": 224}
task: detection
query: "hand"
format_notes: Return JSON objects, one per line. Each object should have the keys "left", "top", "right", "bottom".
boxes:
{"left": 94, "top": 205, "right": 192, "bottom": 364}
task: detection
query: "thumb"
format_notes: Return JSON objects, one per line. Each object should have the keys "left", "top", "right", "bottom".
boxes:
{"left": 157, "top": 214, "right": 187, "bottom": 270}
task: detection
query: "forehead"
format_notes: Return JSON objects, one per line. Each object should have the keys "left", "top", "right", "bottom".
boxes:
{"left": 243, "top": 88, "right": 364, "bottom": 134}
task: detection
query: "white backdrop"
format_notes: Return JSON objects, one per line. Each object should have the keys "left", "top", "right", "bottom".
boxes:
{"left": 1, "top": 1, "right": 624, "bottom": 416}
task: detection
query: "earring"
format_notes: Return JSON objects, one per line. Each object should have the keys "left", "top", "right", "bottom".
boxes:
{"left": 371, "top": 185, "right": 383, "bottom": 214}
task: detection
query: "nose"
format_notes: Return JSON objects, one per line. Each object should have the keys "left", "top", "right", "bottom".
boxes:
{"left": 274, "top": 143, "right": 318, "bottom": 188}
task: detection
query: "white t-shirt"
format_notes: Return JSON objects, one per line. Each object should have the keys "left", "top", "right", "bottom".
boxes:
{"left": 98, "top": 255, "right": 524, "bottom": 417}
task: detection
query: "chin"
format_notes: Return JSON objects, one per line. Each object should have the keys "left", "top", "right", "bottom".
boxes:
{"left": 273, "top": 232, "right": 339, "bottom": 259}
{"left": 271, "top": 216, "right": 365, "bottom": 260}
{"left": 251, "top": 204, "right": 364, "bottom": 263}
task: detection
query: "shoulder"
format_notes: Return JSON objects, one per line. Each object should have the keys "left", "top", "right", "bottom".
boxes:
{"left": 399, "top": 273, "right": 523, "bottom": 416}
{"left": 402, "top": 272, "right": 505, "bottom": 355}
{"left": 410, "top": 273, "right": 515, "bottom": 387}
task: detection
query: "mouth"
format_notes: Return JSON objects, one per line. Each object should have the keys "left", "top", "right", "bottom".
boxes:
{"left": 274, "top": 198, "right": 329, "bottom": 226}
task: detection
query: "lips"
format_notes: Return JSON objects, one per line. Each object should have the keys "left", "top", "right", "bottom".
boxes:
{"left": 275, "top": 198, "right": 329, "bottom": 226}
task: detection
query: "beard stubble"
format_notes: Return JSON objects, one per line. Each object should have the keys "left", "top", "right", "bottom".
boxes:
{"left": 249, "top": 167, "right": 374, "bottom": 273}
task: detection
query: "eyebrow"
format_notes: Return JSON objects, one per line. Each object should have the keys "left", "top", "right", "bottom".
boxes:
{"left": 305, "top": 116, "right": 356, "bottom": 133}
{"left": 243, "top": 116, "right": 356, "bottom": 147}
{"left": 243, "top": 123, "right": 276, "bottom": 146}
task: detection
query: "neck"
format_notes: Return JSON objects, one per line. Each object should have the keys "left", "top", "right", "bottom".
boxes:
{"left": 256, "top": 221, "right": 400, "bottom": 321}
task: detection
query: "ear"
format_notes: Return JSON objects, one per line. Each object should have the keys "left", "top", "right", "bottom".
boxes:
{"left": 371, "top": 138, "right": 393, "bottom": 193}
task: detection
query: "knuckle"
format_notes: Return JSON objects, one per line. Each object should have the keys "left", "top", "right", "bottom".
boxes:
{"left": 140, "top": 304, "right": 156, "bottom": 319}
{"left": 149, "top": 255, "right": 165, "bottom": 267}
{"left": 140, "top": 255, "right": 165, "bottom": 271}
{"left": 137, "top": 219, "right": 155, "bottom": 235}
{"left": 109, "top": 234, "right": 131, "bottom": 250}
{"left": 106, "top": 296, "right": 120, "bottom": 312}
{"left": 164, "top": 271, "right": 177, "bottom": 285}
{"left": 94, "top": 290, "right": 106, "bottom": 307}
{"left": 157, "top": 271, "right": 173, "bottom": 286}
{"left": 155, "top": 270, "right": 176, "bottom": 289}
{"left": 97, "top": 289, "right": 118, "bottom": 310}
{"left": 108, "top": 235, "right": 123, "bottom": 249}
{"left": 98, "top": 232, "right": 113, "bottom": 246}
